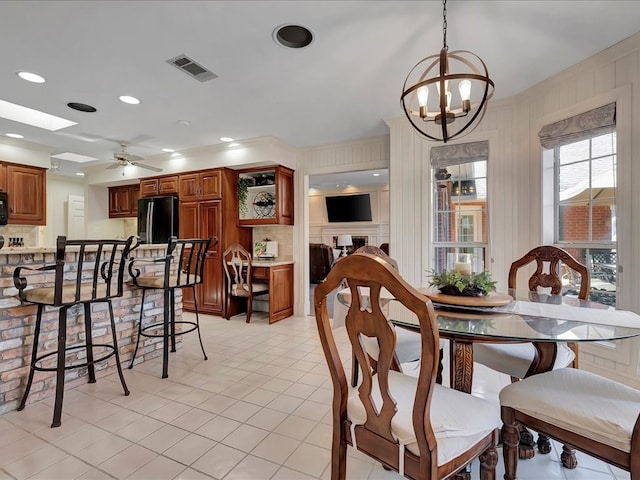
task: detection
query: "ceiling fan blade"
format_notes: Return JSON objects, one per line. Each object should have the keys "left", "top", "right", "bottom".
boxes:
{"left": 106, "top": 162, "right": 120, "bottom": 170}
{"left": 130, "top": 161, "right": 163, "bottom": 173}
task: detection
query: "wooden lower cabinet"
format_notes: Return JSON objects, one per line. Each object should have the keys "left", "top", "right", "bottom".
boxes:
{"left": 252, "top": 263, "right": 294, "bottom": 323}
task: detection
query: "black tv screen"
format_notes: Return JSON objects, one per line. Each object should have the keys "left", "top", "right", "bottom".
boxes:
{"left": 325, "top": 194, "right": 372, "bottom": 222}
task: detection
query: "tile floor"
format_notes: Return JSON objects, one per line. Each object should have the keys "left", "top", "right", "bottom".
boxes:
{"left": 0, "top": 312, "right": 630, "bottom": 480}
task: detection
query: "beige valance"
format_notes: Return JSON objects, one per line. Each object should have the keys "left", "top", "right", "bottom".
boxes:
{"left": 538, "top": 103, "right": 616, "bottom": 149}
{"left": 430, "top": 140, "right": 489, "bottom": 168}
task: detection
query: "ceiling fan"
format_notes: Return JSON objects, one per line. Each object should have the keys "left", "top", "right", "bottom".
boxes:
{"left": 107, "top": 144, "right": 163, "bottom": 173}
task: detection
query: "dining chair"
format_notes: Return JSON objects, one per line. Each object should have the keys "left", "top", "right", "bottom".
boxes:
{"left": 501, "top": 368, "right": 640, "bottom": 477}
{"left": 223, "top": 243, "right": 269, "bottom": 323}
{"left": 348, "top": 246, "right": 433, "bottom": 388}
{"left": 128, "top": 236, "right": 211, "bottom": 379}
{"left": 474, "top": 245, "right": 590, "bottom": 460}
{"left": 13, "top": 235, "right": 136, "bottom": 427}
{"left": 315, "top": 253, "right": 499, "bottom": 480}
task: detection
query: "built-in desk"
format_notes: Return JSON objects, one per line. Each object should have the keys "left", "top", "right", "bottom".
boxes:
{"left": 252, "top": 260, "right": 294, "bottom": 323}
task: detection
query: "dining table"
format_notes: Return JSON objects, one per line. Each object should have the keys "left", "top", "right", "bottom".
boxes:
{"left": 334, "top": 287, "right": 640, "bottom": 394}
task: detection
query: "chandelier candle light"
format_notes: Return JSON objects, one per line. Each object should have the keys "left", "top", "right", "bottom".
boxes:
{"left": 401, "top": 0, "right": 494, "bottom": 143}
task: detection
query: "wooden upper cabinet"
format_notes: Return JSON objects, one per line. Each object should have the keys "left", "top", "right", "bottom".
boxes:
{"left": 158, "top": 175, "right": 178, "bottom": 195}
{"left": 237, "top": 166, "right": 294, "bottom": 226}
{"left": 179, "top": 170, "right": 222, "bottom": 201}
{"left": 0, "top": 163, "right": 6, "bottom": 192}
{"left": 139, "top": 178, "right": 158, "bottom": 197}
{"left": 6, "top": 164, "right": 46, "bottom": 225}
{"left": 140, "top": 175, "right": 178, "bottom": 197}
{"left": 108, "top": 184, "right": 138, "bottom": 218}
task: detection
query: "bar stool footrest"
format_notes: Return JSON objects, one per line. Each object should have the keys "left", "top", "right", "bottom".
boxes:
{"left": 32, "top": 344, "right": 119, "bottom": 372}
{"left": 139, "top": 321, "right": 200, "bottom": 338}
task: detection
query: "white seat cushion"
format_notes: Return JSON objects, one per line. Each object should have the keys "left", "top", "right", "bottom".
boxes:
{"left": 348, "top": 370, "right": 499, "bottom": 465}
{"left": 500, "top": 368, "right": 640, "bottom": 452}
{"left": 473, "top": 342, "right": 575, "bottom": 379}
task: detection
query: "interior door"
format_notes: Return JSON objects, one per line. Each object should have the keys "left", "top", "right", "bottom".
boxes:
{"left": 67, "top": 194, "right": 85, "bottom": 238}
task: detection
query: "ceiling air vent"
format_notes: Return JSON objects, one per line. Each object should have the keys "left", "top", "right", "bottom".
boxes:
{"left": 166, "top": 54, "right": 219, "bottom": 82}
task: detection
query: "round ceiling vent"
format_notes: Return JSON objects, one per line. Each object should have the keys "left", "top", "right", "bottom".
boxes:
{"left": 273, "top": 24, "right": 313, "bottom": 49}
{"left": 67, "top": 102, "right": 97, "bottom": 113}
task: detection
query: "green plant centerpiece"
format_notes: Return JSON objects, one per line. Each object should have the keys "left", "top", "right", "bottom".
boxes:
{"left": 237, "top": 177, "right": 254, "bottom": 217}
{"left": 428, "top": 269, "right": 497, "bottom": 297}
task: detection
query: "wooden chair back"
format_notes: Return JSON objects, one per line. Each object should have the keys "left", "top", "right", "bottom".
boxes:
{"left": 509, "top": 245, "right": 590, "bottom": 300}
{"left": 223, "top": 243, "right": 254, "bottom": 295}
{"left": 315, "top": 253, "right": 441, "bottom": 478}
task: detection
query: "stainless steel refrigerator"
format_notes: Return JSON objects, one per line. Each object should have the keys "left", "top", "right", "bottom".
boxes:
{"left": 137, "top": 195, "right": 179, "bottom": 244}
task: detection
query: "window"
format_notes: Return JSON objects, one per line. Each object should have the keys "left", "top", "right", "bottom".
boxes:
{"left": 431, "top": 141, "right": 489, "bottom": 275}
{"left": 540, "top": 103, "right": 617, "bottom": 306}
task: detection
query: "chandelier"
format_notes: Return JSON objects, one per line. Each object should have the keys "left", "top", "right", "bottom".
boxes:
{"left": 400, "top": 0, "right": 494, "bottom": 143}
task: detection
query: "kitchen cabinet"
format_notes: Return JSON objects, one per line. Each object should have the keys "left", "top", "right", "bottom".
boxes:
{"left": 252, "top": 262, "right": 294, "bottom": 323}
{"left": 179, "top": 168, "right": 251, "bottom": 316}
{"left": 179, "top": 170, "right": 222, "bottom": 201}
{"left": 108, "top": 184, "right": 139, "bottom": 218}
{"left": 2, "top": 163, "right": 46, "bottom": 225}
{"left": 237, "top": 166, "right": 294, "bottom": 226}
{"left": 139, "top": 175, "right": 178, "bottom": 197}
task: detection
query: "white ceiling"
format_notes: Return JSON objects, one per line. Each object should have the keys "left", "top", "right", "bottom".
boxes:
{"left": 2, "top": 1, "right": 640, "bottom": 174}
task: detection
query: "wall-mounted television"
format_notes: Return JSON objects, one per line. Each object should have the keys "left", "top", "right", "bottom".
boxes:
{"left": 325, "top": 194, "right": 372, "bottom": 222}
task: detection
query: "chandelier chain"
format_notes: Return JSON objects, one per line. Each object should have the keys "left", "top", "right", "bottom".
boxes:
{"left": 442, "top": 0, "right": 448, "bottom": 50}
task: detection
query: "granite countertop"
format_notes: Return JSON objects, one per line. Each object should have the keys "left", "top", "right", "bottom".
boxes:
{"left": 253, "top": 259, "right": 294, "bottom": 267}
{"left": 0, "top": 243, "right": 167, "bottom": 255}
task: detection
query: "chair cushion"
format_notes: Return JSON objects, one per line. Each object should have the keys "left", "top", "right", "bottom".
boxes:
{"left": 500, "top": 368, "right": 640, "bottom": 452}
{"left": 348, "top": 370, "right": 499, "bottom": 465}
{"left": 473, "top": 342, "right": 575, "bottom": 379}
{"left": 231, "top": 282, "right": 268, "bottom": 297}
{"left": 134, "top": 274, "right": 201, "bottom": 289}
{"left": 22, "top": 283, "right": 110, "bottom": 305}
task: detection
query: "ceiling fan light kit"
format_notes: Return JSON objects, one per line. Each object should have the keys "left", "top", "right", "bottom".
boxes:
{"left": 107, "top": 144, "right": 163, "bottom": 175}
{"left": 401, "top": 0, "right": 494, "bottom": 143}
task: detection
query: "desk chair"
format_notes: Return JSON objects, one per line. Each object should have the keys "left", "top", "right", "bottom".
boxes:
{"left": 128, "top": 237, "right": 211, "bottom": 379}
{"left": 223, "top": 243, "right": 269, "bottom": 323}
{"left": 14, "top": 236, "right": 136, "bottom": 427}
{"left": 474, "top": 245, "right": 590, "bottom": 461}
{"left": 315, "top": 253, "right": 499, "bottom": 480}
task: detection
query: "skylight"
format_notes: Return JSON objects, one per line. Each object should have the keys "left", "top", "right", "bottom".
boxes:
{"left": 0, "top": 99, "right": 76, "bottom": 131}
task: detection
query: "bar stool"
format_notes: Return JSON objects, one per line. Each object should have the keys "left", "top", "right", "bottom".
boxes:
{"left": 128, "top": 237, "right": 211, "bottom": 378}
{"left": 13, "top": 236, "right": 136, "bottom": 428}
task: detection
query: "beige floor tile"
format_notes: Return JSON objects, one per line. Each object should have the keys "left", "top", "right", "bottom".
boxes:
{"left": 195, "top": 416, "right": 241, "bottom": 442}
{"left": 241, "top": 388, "right": 280, "bottom": 407}
{"left": 125, "top": 454, "right": 186, "bottom": 480}
{"left": 26, "top": 455, "right": 92, "bottom": 480}
{"left": 164, "top": 433, "right": 216, "bottom": 466}
{"left": 0, "top": 418, "right": 29, "bottom": 447}
{"left": 273, "top": 415, "right": 317, "bottom": 441}
{"left": 271, "top": 466, "right": 317, "bottom": 480}
{"left": 175, "top": 389, "right": 215, "bottom": 407}
{"left": 220, "top": 400, "right": 262, "bottom": 422}
{"left": 172, "top": 467, "right": 215, "bottom": 480}
{"left": 266, "top": 394, "right": 304, "bottom": 415}
{"left": 148, "top": 401, "right": 193, "bottom": 423}
{"left": 4, "top": 444, "right": 68, "bottom": 479}
{"left": 281, "top": 383, "right": 317, "bottom": 399}
{"left": 221, "top": 424, "right": 269, "bottom": 452}
{"left": 170, "top": 408, "right": 216, "bottom": 431}
{"left": 245, "top": 408, "right": 289, "bottom": 431}
{"left": 75, "top": 433, "right": 131, "bottom": 465}
{"left": 95, "top": 408, "right": 144, "bottom": 433}
{"left": 219, "top": 382, "right": 256, "bottom": 400}
{"left": 224, "top": 454, "right": 279, "bottom": 480}
{"left": 0, "top": 435, "right": 47, "bottom": 466}
{"left": 197, "top": 394, "right": 237, "bottom": 414}
{"left": 75, "top": 468, "right": 116, "bottom": 480}
{"left": 33, "top": 416, "right": 90, "bottom": 444}
{"left": 190, "top": 443, "right": 246, "bottom": 479}
{"left": 252, "top": 433, "right": 301, "bottom": 465}
{"left": 283, "top": 443, "right": 330, "bottom": 477}
{"left": 52, "top": 424, "right": 111, "bottom": 453}
{"left": 116, "top": 415, "right": 165, "bottom": 442}
{"left": 139, "top": 424, "right": 189, "bottom": 453}
{"left": 98, "top": 444, "right": 157, "bottom": 479}
{"left": 305, "top": 423, "right": 332, "bottom": 449}
{"left": 292, "top": 399, "right": 330, "bottom": 422}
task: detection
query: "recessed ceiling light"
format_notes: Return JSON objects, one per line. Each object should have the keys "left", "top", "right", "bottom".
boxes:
{"left": 5, "top": 133, "right": 24, "bottom": 139}
{"left": 220, "top": 137, "right": 234, "bottom": 142}
{"left": 0, "top": 99, "right": 76, "bottom": 131}
{"left": 162, "top": 148, "right": 175, "bottom": 153}
{"left": 177, "top": 120, "right": 191, "bottom": 126}
{"left": 119, "top": 95, "right": 140, "bottom": 105}
{"left": 75, "top": 172, "right": 85, "bottom": 176}
{"left": 67, "top": 102, "right": 97, "bottom": 113}
{"left": 228, "top": 142, "right": 239, "bottom": 147}
{"left": 373, "top": 173, "right": 380, "bottom": 177}
{"left": 17, "top": 71, "right": 46, "bottom": 83}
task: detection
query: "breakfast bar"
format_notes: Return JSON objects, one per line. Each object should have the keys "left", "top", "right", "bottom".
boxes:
{"left": 0, "top": 243, "right": 177, "bottom": 415}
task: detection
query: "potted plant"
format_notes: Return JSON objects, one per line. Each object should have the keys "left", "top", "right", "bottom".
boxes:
{"left": 428, "top": 269, "right": 497, "bottom": 297}
{"left": 237, "top": 177, "right": 254, "bottom": 217}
